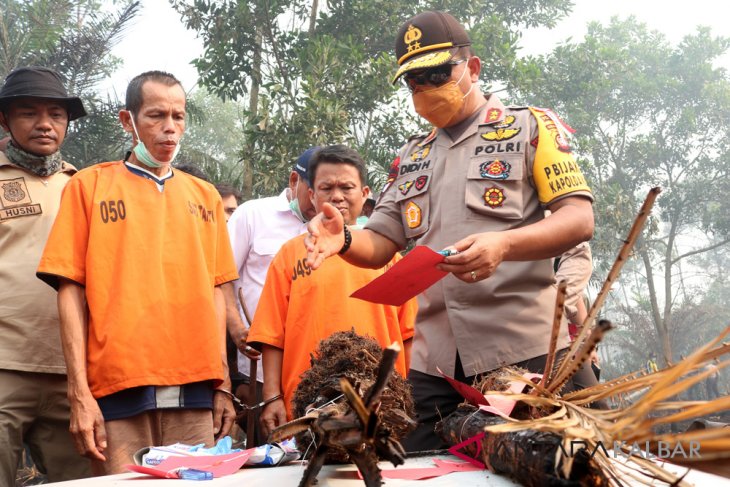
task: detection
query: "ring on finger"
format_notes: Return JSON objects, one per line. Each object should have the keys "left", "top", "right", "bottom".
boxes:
{"left": 470, "top": 270, "right": 477, "bottom": 281}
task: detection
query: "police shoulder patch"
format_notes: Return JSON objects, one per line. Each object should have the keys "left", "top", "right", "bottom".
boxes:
{"left": 387, "top": 156, "right": 401, "bottom": 184}
{"left": 528, "top": 108, "right": 590, "bottom": 203}
{"left": 405, "top": 201, "right": 422, "bottom": 229}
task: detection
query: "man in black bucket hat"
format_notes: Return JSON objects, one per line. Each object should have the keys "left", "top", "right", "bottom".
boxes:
{"left": 0, "top": 67, "right": 86, "bottom": 119}
{"left": 304, "top": 11, "right": 598, "bottom": 450}
{"left": 0, "top": 67, "right": 86, "bottom": 175}
{"left": 0, "top": 66, "right": 90, "bottom": 484}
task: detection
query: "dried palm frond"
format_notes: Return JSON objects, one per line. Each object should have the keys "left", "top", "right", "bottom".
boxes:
{"left": 547, "top": 187, "right": 661, "bottom": 394}
{"left": 438, "top": 187, "right": 730, "bottom": 485}
{"left": 440, "top": 339, "right": 728, "bottom": 485}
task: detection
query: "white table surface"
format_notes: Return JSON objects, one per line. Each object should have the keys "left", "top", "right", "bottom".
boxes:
{"left": 44, "top": 453, "right": 729, "bottom": 487}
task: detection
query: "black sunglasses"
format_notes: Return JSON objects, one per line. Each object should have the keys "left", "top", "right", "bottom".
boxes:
{"left": 402, "top": 58, "right": 467, "bottom": 91}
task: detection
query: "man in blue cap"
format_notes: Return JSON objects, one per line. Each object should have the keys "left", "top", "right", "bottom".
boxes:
{"left": 0, "top": 66, "right": 91, "bottom": 483}
{"left": 224, "top": 147, "right": 318, "bottom": 444}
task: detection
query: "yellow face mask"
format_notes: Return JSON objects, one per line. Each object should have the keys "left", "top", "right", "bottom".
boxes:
{"left": 411, "top": 61, "right": 472, "bottom": 128}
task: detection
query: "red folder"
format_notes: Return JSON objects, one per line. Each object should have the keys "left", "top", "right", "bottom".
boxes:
{"left": 350, "top": 246, "right": 448, "bottom": 306}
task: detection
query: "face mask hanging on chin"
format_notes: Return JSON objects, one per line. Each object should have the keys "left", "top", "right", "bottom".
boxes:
{"left": 288, "top": 180, "right": 306, "bottom": 222}
{"left": 127, "top": 112, "right": 181, "bottom": 168}
{"left": 411, "top": 60, "right": 474, "bottom": 128}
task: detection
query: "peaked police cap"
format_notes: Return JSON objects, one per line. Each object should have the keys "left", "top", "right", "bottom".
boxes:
{"left": 392, "top": 11, "right": 471, "bottom": 84}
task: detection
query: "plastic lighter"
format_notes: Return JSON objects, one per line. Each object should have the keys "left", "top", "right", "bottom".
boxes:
{"left": 177, "top": 468, "right": 214, "bottom": 480}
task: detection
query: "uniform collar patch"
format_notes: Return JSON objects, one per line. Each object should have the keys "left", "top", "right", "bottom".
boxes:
{"left": 484, "top": 107, "right": 503, "bottom": 124}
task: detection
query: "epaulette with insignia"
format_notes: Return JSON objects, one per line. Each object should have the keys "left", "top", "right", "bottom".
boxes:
{"left": 386, "top": 155, "right": 401, "bottom": 184}
{"left": 528, "top": 107, "right": 575, "bottom": 153}
{"left": 529, "top": 107, "right": 575, "bottom": 134}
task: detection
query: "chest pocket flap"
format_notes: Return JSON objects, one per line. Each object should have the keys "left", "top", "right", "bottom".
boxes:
{"left": 253, "top": 238, "right": 282, "bottom": 256}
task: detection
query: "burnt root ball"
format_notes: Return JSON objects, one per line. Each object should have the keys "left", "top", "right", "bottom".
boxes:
{"left": 292, "top": 330, "right": 415, "bottom": 462}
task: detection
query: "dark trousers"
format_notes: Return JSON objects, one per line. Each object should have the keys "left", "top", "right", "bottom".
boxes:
{"left": 401, "top": 349, "right": 603, "bottom": 452}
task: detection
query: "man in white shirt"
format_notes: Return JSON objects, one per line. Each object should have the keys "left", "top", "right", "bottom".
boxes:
{"left": 225, "top": 147, "right": 318, "bottom": 442}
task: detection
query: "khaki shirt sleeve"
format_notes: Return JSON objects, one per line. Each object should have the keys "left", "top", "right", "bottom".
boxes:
{"left": 364, "top": 150, "right": 409, "bottom": 250}
{"left": 527, "top": 107, "right": 593, "bottom": 206}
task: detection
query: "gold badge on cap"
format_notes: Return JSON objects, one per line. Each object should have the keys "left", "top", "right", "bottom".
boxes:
{"left": 405, "top": 201, "right": 422, "bottom": 228}
{"left": 404, "top": 24, "right": 422, "bottom": 53}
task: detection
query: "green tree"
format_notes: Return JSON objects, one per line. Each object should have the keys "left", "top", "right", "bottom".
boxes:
{"left": 177, "top": 88, "right": 246, "bottom": 185}
{"left": 171, "top": 0, "right": 571, "bottom": 198}
{"left": 514, "top": 17, "right": 730, "bottom": 369}
{"left": 0, "top": 0, "right": 139, "bottom": 167}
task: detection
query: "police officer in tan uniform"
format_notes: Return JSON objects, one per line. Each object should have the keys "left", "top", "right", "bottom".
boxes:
{"left": 305, "top": 11, "right": 596, "bottom": 450}
{"left": 0, "top": 67, "right": 91, "bottom": 483}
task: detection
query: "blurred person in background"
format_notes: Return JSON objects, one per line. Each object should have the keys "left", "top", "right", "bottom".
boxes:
{"left": 225, "top": 147, "right": 318, "bottom": 444}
